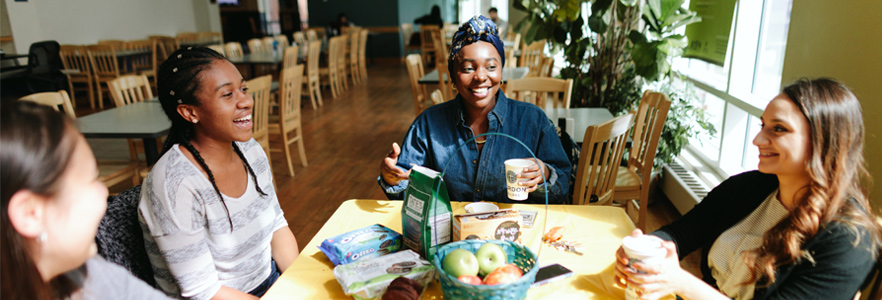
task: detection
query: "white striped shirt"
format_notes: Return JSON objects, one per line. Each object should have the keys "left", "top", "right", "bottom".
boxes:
{"left": 138, "top": 139, "right": 287, "bottom": 300}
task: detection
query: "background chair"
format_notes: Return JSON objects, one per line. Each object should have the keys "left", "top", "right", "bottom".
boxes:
{"left": 613, "top": 90, "right": 672, "bottom": 231}
{"left": 573, "top": 113, "right": 634, "bottom": 205}
{"left": 400, "top": 23, "right": 419, "bottom": 59}
{"left": 108, "top": 74, "right": 153, "bottom": 107}
{"left": 430, "top": 89, "right": 445, "bottom": 105}
{"left": 358, "top": 29, "right": 368, "bottom": 81}
{"left": 320, "top": 36, "right": 343, "bottom": 99}
{"left": 304, "top": 41, "right": 323, "bottom": 109}
{"left": 274, "top": 34, "right": 290, "bottom": 52}
{"left": 25, "top": 40, "right": 66, "bottom": 94}
{"left": 175, "top": 32, "right": 199, "bottom": 49}
{"left": 430, "top": 30, "right": 455, "bottom": 101}
{"left": 506, "top": 77, "right": 573, "bottom": 109}
{"left": 207, "top": 44, "right": 225, "bottom": 56}
{"left": 293, "top": 32, "right": 306, "bottom": 45}
{"left": 97, "top": 39, "right": 125, "bottom": 49}
{"left": 59, "top": 45, "right": 96, "bottom": 108}
{"left": 247, "top": 75, "right": 273, "bottom": 166}
{"left": 270, "top": 65, "right": 308, "bottom": 177}
{"left": 248, "top": 38, "right": 269, "bottom": 54}
{"left": 336, "top": 35, "right": 350, "bottom": 91}
{"left": 522, "top": 40, "right": 546, "bottom": 74}
{"left": 348, "top": 29, "right": 362, "bottom": 85}
{"left": 306, "top": 29, "right": 318, "bottom": 42}
{"left": 283, "top": 44, "right": 299, "bottom": 69}
{"left": 18, "top": 91, "right": 141, "bottom": 188}
{"left": 262, "top": 36, "right": 277, "bottom": 51}
{"left": 87, "top": 44, "right": 125, "bottom": 109}
{"left": 419, "top": 25, "right": 439, "bottom": 66}
{"left": 404, "top": 54, "right": 430, "bottom": 115}
{"left": 95, "top": 185, "right": 157, "bottom": 287}
{"left": 125, "top": 40, "right": 156, "bottom": 86}
{"left": 224, "top": 42, "right": 244, "bottom": 58}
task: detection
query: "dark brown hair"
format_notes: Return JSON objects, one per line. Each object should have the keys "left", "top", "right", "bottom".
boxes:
{"left": 744, "top": 78, "right": 881, "bottom": 286}
{"left": 1, "top": 101, "right": 81, "bottom": 299}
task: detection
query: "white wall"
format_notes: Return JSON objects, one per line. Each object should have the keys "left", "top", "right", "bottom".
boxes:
{"left": 781, "top": 0, "right": 882, "bottom": 207}
{"left": 4, "top": 0, "right": 220, "bottom": 53}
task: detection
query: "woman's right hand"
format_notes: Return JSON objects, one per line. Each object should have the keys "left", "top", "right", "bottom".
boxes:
{"left": 614, "top": 229, "right": 643, "bottom": 288}
{"left": 380, "top": 143, "right": 411, "bottom": 186}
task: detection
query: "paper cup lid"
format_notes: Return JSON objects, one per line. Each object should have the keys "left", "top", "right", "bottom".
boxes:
{"left": 622, "top": 235, "right": 666, "bottom": 259}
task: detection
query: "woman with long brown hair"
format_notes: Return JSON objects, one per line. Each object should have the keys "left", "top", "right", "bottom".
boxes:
{"left": 615, "top": 78, "right": 880, "bottom": 299}
{"left": 1, "top": 101, "right": 169, "bottom": 299}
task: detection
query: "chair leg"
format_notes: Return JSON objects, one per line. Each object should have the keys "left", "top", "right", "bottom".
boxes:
{"left": 282, "top": 132, "right": 295, "bottom": 177}
{"left": 296, "top": 127, "right": 308, "bottom": 167}
{"left": 87, "top": 79, "right": 95, "bottom": 109}
{"left": 313, "top": 81, "right": 324, "bottom": 106}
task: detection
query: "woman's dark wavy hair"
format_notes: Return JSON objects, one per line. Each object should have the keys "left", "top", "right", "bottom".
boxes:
{"left": 157, "top": 46, "right": 266, "bottom": 230}
{"left": 743, "top": 78, "right": 882, "bottom": 287}
{"left": 1, "top": 101, "right": 81, "bottom": 300}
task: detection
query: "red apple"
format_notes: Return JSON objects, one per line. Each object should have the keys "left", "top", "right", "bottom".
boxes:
{"left": 482, "top": 264, "right": 523, "bottom": 285}
{"left": 457, "top": 275, "right": 482, "bottom": 285}
{"left": 442, "top": 249, "right": 480, "bottom": 277}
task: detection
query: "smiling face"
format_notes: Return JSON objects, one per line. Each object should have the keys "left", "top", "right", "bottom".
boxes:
{"left": 753, "top": 94, "right": 812, "bottom": 179}
{"left": 190, "top": 59, "right": 254, "bottom": 143}
{"left": 453, "top": 41, "right": 503, "bottom": 112}
{"left": 41, "top": 133, "right": 108, "bottom": 277}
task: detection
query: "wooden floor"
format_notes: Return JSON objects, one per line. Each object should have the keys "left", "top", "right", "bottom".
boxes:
{"left": 78, "top": 60, "right": 701, "bottom": 276}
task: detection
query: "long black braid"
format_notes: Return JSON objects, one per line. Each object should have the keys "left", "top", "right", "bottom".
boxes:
{"left": 157, "top": 46, "right": 267, "bottom": 231}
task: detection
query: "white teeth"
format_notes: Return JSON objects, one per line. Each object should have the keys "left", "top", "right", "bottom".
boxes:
{"left": 470, "top": 87, "right": 488, "bottom": 94}
{"left": 234, "top": 115, "right": 251, "bottom": 122}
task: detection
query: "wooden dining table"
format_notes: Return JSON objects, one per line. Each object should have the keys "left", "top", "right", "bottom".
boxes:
{"left": 261, "top": 199, "right": 657, "bottom": 299}
{"left": 77, "top": 100, "right": 170, "bottom": 165}
{"left": 418, "top": 66, "right": 529, "bottom": 85}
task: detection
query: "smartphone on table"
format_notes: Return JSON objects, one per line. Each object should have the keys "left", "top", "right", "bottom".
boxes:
{"left": 531, "top": 263, "right": 574, "bottom": 287}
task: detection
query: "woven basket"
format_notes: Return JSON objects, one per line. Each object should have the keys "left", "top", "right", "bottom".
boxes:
{"left": 433, "top": 239, "right": 538, "bottom": 300}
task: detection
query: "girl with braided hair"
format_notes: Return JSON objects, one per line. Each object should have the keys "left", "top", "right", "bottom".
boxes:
{"left": 138, "top": 47, "right": 298, "bottom": 300}
{"left": 615, "top": 78, "right": 881, "bottom": 299}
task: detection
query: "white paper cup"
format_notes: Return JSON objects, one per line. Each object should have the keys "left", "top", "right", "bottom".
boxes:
{"left": 464, "top": 202, "right": 499, "bottom": 214}
{"left": 621, "top": 235, "right": 666, "bottom": 300}
{"left": 504, "top": 158, "right": 535, "bottom": 200}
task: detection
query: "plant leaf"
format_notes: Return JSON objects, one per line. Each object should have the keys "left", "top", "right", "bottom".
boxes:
{"left": 628, "top": 30, "right": 648, "bottom": 44}
{"left": 658, "top": 35, "right": 687, "bottom": 56}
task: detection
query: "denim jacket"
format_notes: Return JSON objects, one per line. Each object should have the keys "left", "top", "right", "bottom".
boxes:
{"left": 378, "top": 91, "right": 571, "bottom": 204}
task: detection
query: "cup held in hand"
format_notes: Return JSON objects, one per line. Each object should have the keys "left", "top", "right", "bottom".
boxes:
{"left": 504, "top": 159, "right": 535, "bottom": 201}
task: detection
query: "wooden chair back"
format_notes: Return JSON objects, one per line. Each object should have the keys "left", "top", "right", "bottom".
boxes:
{"left": 325, "top": 36, "right": 342, "bottom": 98}
{"left": 247, "top": 38, "right": 264, "bottom": 54}
{"left": 304, "top": 41, "right": 323, "bottom": 109}
{"left": 522, "top": 40, "right": 546, "bottom": 72}
{"left": 292, "top": 32, "right": 306, "bottom": 45}
{"left": 175, "top": 32, "right": 199, "bottom": 48}
{"left": 420, "top": 25, "right": 439, "bottom": 65}
{"left": 336, "top": 35, "right": 349, "bottom": 91}
{"left": 505, "top": 33, "right": 521, "bottom": 68}
{"left": 108, "top": 75, "right": 153, "bottom": 107}
{"left": 199, "top": 32, "right": 223, "bottom": 44}
{"left": 430, "top": 30, "right": 455, "bottom": 101}
{"left": 573, "top": 113, "right": 634, "bottom": 205}
{"left": 430, "top": 89, "right": 444, "bottom": 105}
{"left": 616, "top": 91, "right": 672, "bottom": 229}
{"left": 151, "top": 36, "right": 177, "bottom": 61}
{"left": 224, "top": 42, "right": 244, "bottom": 58}
{"left": 400, "top": 23, "right": 414, "bottom": 46}
{"left": 87, "top": 44, "right": 121, "bottom": 79}
{"left": 207, "top": 44, "right": 225, "bottom": 56}
{"left": 283, "top": 44, "right": 299, "bottom": 69}
{"left": 538, "top": 56, "right": 554, "bottom": 77}
{"left": 306, "top": 29, "right": 318, "bottom": 42}
{"left": 247, "top": 75, "right": 273, "bottom": 156}
{"left": 19, "top": 90, "right": 76, "bottom": 119}
{"left": 262, "top": 36, "right": 276, "bottom": 51}
{"left": 349, "top": 29, "right": 361, "bottom": 84}
{"left": 98, "top": 39, "right": 125, "bottom": 49}
{"left": 404, "top": 54, "right": 428, "bottom": 115}
{"left": 125, "top": 40, "right": 155, "bottom": 75}
{"left": 275, "top": 35, "right": 290, "bottom": 52}
{"left": 506, "top": 77, "right": 573, "bottom": 109}
{"left": 275, "top": 64, "right": 308, "bottom": 176}
{"left": 59, "top": 45, "right": 91, "bottom": 73}
{"left": 358, "top": 29, "right": 369, "bottom": 79}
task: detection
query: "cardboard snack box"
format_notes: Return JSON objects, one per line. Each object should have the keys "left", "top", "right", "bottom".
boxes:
{"left": 452, "top": 209, "right": 523, "bottom": 243}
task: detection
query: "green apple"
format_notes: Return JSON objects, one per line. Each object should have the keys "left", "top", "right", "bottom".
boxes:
{"left": 442, "top": 249, "right": 479, "bottom": 277}
{"left": 475, "top": 242, "right": 507, "bottom": 275}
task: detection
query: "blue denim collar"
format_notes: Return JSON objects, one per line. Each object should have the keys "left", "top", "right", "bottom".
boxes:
{"left": 455, "top": 90, "right": 509, "bottom": 129}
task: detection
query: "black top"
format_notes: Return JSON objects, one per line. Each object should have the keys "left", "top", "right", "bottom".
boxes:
{"left": 652, "top": 170, "right": 876, "bottom": 299}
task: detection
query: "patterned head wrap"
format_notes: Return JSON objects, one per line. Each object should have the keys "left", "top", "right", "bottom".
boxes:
{"left": 448, "top": 15, "right": 505, "bottom": 76}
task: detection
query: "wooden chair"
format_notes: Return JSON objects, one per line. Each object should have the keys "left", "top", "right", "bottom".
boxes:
{"left": 97, "top": 39, "right": 125, "bottom": 49}
{"left": 613, "top": 90, "right": 672, "bottom": 231}
{"left": 348, "top": 29, "right": 362, "bottom": 85}
{"left": 506, "top": 77, "right": 573, "bottom": 109}
{"left": 247, "top": 75, "right": 273, "bottom": 166}
{"left": 108, "top": 75, "right": 153, "bottom": 107}
{"left": 19, "top": 90, "right": 141, "bottom": 188}
{"left": 175, "top": 32, "right": 199, "bottom": 49}
{"left": 505, "top": 33, "right": 521, "bottom": 68}
{"left": 573, "top": 113, "right": 634, "bottom": 205}
{"left": 283, "top": 44, "right": 299, "bottom": 69}
{"left": 59, "top": 45, "right": 95, "bottom": 109}
{"left": 262, "top": 36, "right": 277, "bottom": 51}
{"left": 400, "top": 23, "right": 419, "bottom": 59}
{"left": 430, "top": 30, "right": 455, "bottom": 101}
{"left": 404, "top": 54, "right": 429, "bottom": 115}
{"left": 306, "top": 29, "right": 318, "bottom": 42}
{"left": 224, "top": 42, "right": 244, "bottom": 58}
{"left": 199, "top": 31, "right": 223, "bottom": 44}
{"left": 274, "top": 35, "right": 290, "bottom": 52}
{"left": 125, "top": 40, "right": 157, "bottom": 86}
{"left": 247, "top": 38, "right": 265, "bottom": 54}
{"left": 304, "top": 41, "right": 323, "bottom": 109}
{"left": 207, "top": 44, "right": 225, "bottom": 56}
{"left": 319, "top": 36, "right": 343, "bottom": 99}
{"left": 269, "top": 65, "right": 308, "bottom": 177}
{"left": 430, "top": 89, "right": 445, "bottom": 105}
{"left": 419, "top": 25, "right": 440, "bottom": 66}
{"left": 336, "top": 34, "right": 350, "bottom": 91}
{"left": 522, "top": 40, "right": 546, "bottom": 73}
{"left": 292, "top": 32, "right": 306, "bottom": 45}
{"left": 86, "top": 44, "right": 125, "bottom": 109}
{"left": 151, "top": 36, "right": 177, "bottom": 61}
{"left": 358, "top": 29, "right": 368, "bottom": 81}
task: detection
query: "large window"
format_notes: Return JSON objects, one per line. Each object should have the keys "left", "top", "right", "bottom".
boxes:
{"left": 673, "top": 0, "right": 793, "bottom": 179}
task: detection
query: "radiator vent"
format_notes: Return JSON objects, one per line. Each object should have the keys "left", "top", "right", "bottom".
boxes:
{"left": 661, "top": 160, "right": 710, "bottom": 215}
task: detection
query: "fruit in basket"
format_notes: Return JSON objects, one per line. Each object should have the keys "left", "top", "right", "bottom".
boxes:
{"left": 457, "top": 275, "right": 483, "bottom": 285}
{"left": 475, "top": 242, "right": 507, "bottom": 275}
{"left": 482, "top": 264, "right": 523, "bottom": 285}
{"left": 442, "top": 249, "right": 479, "bottom": 277}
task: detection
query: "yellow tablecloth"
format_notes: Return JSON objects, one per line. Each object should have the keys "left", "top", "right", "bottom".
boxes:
{"left": 262, "top": 199, "right": 640, "bottom": 299}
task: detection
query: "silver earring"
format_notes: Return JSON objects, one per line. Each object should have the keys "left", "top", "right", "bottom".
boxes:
{"left": 37, "top": 232, "right": 47, "bottom": 243}
{"left": 192, "top": 119, "right": 198, "bottom": 124}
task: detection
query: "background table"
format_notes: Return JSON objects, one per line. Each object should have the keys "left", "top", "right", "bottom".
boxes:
{"left": 77, "top": 101, "right": 170, "bottom": 165}
{"left": 418, "top": 66, "right": 529, "bottom": 84}
{"left": 262, "top": 199, "right": 642, "bottom": 299}
{"left": 545, "top": 107, "right": 616, "bottom": 143}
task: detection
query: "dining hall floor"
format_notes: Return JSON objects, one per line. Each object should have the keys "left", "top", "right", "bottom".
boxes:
{"left": 76, "top": 59, "right": 700, "bottom": 276}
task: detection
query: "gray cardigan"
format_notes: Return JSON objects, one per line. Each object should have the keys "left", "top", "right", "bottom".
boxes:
{"left": 652, "top": 171, "right": 876, "bottom": 299}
